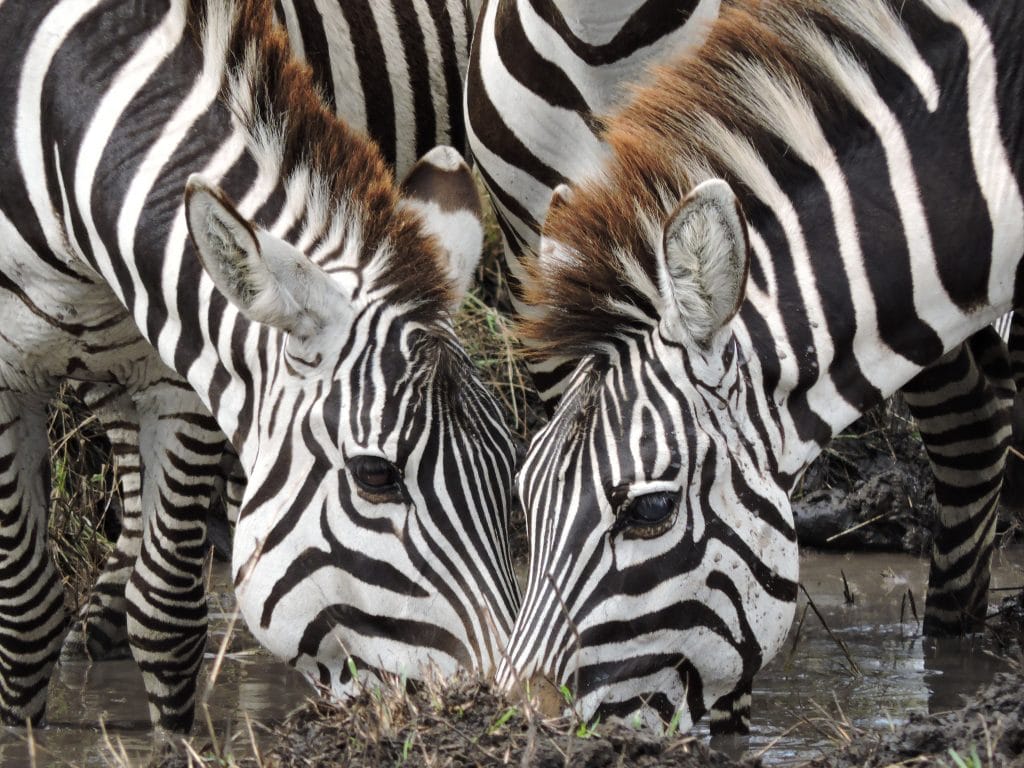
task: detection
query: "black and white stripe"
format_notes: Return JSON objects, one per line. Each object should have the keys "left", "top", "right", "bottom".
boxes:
{"left": 498, "top": 0, "right": 1023, "bottom": 733}
{"left": 0, "top": 0, "right": 517, "bottom": 730}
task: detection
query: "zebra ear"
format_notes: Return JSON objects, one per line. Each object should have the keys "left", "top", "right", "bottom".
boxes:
{"left": 185, "top": 175, "right": 343, "bottom": 341}
{"left": 659, "top": 179, "right": 750, "bottom": 345}
{"left": 399, "top": 146, "right": 483, "bottom": 312}
{"left": 537, "top": 185, "right": 578, "bottom": 272}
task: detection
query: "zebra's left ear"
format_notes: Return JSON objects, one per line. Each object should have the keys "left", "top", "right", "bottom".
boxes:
{"left": 399, "top": 146, "right": 484, "bottom": 312}
{"left": 658, "top": 178, "right": 750, "bottom": 345}
{"left": 185, "top": 175, "right": 345, "bottom": 342}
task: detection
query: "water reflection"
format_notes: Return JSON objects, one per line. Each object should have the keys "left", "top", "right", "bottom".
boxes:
{"left": 0, "top": 568, "right": 309, "bottom": 768}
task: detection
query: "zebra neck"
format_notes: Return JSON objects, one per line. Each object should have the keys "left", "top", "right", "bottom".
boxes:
{"left": 506, "top": 0, "right": 720, "bottom": 116}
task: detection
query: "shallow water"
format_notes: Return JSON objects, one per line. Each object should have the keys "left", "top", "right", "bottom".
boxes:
{"left": 715, "top": 545, "right": 1024, "bottom": 765}
{"left": 0, "top": 570, "right": 310, "bottom": 768}
{"left": 0, "top": 548, "right": 1021, "bottom": 767}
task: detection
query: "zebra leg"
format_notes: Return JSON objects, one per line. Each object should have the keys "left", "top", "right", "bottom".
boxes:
{"left": 709, "top": 679, "right": 752, "bottom": 736}
{"left": 1000, "top": 312, "right": 1024, "bottom": 511}
{"left": 62, "top": 383, "right": 141, "bottom": 661}
{"left": 903, "top": 327, "right": 1014, "bottom": 635}
{"left": 0, "top": 390, "right": 66, "bottom": 725}
{"left": 127, "top": 382, "right": 222, "bottom": 731}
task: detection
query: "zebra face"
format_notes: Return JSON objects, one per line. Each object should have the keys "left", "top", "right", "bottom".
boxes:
{"left": 184, "top": 149, "right": 520, "bottom": 699}
{"left": 233, "top": 319, "right": 519, "bottom": 698}
{"left": 500, "top": 180, "right": 799, "bottom": 729}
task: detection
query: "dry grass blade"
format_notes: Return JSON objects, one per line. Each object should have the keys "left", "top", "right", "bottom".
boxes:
{"left": 47, "top": 383, "right": 119, "bottom": 610}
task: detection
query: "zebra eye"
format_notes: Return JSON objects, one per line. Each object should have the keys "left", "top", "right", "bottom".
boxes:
{"left": 610, "top": 491, "right": 679, "bottom": 539}
{"left": 348, "top": 456, "right": 403, "bottom": 499}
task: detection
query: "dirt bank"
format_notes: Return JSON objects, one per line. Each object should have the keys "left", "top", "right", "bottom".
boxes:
{"left": 150, "top": 657, "right": 1024, "bottom": 768}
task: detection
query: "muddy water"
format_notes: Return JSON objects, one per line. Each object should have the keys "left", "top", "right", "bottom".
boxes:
{"left": 710, "top": 546, "right": 1024, "bottom": 765}
{"left": 0, "top": 548, "right": 1021, "bottom": 767}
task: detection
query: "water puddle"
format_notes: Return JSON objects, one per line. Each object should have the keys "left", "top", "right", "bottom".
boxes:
{"left": 0, "top": 547, "right": 1021, "bottom": 766}
{"left": 712, "top": 546, "right": 1024, "bottom": 764}
{"left": 0, "top": 569, "right": 310, "bottom": 767}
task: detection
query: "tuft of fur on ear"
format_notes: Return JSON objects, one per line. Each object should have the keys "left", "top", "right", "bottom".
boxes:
{"left": 185, "top": 174, "right": 341, "bottom": 340}
{"left": 659, "top": 178, "right": 750, "bottom": 344}
{"left": 399, "top": 146, "right": 483, "bottom": 311}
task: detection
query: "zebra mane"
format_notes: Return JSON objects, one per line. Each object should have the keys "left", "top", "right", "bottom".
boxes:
{"left": 193, "top": 0, "right": 453, "bottom": 324}
{"left": 519, "top": 0, "right": 942, "bottom": 358}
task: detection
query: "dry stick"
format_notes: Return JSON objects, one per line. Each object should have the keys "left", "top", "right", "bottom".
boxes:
{"left": 244, "top": 710, "right": 264, "bottom": 768}
{"left": 750, "top": 721, "right": 804, "bottom": 762}
{"left": 788, "top": 601, "right": 810, "bottom": 660}
{"left": 98, "top": 717, "right": 132, "bottom": 768}
{"left": 205, "top": 607, "right": 240, "bottom": 697}
{"left": 799, "top": 584, "right": 861, "bottom": 676}
{"left": 26, "top": 719, "right": 36, "bottom": 768}
{"left": 825, "top": 512, "right": 888, "bottom": 543}
{"left": 202, "top": 703, "right": 224, "bottom": 765}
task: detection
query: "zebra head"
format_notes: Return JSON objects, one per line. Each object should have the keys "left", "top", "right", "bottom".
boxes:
{"left": 183, "top": 146, "right": 520, "bottom": 698}
{"left": 501, "top": 180, "right": 798, "bottom": 730}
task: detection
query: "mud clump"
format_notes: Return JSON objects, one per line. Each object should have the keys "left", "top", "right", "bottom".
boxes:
{"left": 803, "top": 668, "right": 1024, "bottom": 768}
{"left": 150, "top": 665, "right": 1024, "bottom": 768}
{"left": 253, "top": 676, "right": 746, "bottom": 768}
{"left": 792, "top": 399, "right": 938, "bottom": 554}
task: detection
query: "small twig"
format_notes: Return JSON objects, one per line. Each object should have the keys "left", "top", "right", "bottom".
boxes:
{"left": 788, "top": 602, "right": 810, "bottom": 659}
{"left": 545, "top": 572, "right": 584, "bottom": 766}
{"left": 205, "top": 607, "right": 240, "bottom": 697}
{"left": 826, "top": 512, "right": 887, "bottom": 543}
{"left": 244, "top": 710, "right": 264, "bottom": 767}
{"left": 799, "top": 584, "right": 861, "bottom": 676}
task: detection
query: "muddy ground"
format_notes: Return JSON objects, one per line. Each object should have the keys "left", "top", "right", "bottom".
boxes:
{"left": 152, "top": 650, "right": 1024, "bottom": 768}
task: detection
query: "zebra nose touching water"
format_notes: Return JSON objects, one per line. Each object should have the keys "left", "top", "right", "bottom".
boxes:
{"left": 0, "top": 0, "right": 518, "bottom": 730}
{"left": 498, "top": 0, "right": 1023, "bottom": 735}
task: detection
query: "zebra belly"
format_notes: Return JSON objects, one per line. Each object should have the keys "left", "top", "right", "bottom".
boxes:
{"left": 0, "top": 268, "right": 161, "bottom": 393}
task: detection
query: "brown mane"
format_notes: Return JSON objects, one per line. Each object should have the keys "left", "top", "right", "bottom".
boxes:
{"left": 193, "top": 0, "right": 453, "bottom": 322}
{"left": 518, "top": 0, "right": 937, "bottom": 357}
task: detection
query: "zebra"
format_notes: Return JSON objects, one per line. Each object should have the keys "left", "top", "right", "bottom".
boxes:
{"left": 0, "top": 0, "right": 519, "bottom": 730}
{"left": 496, "top": 0, "right": 1023, "bottom": 734}
{"left": 465, "top": 0, "right": 721, "bottom": 401}
{"left": 62, "top": 0, "right": 481, "bottom": 668}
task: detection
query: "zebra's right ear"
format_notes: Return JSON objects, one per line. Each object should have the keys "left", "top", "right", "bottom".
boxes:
{"left": 658, "top": 179, "right": 750, "bottom": 345}
{"left": 185, "top": 175, "right": 345, "bottom": 341}
{"left": 399, "top": 146, "right": 483, "bottom": 312}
